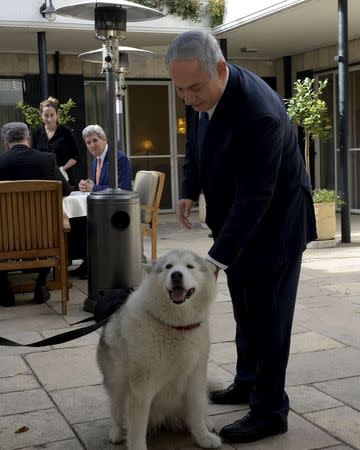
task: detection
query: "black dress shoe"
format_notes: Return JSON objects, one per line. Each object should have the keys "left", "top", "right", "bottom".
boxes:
{"left": 210, "top": 382, "right": 250, "bottom": 404}
{"left": 219, "top": 411, "right": 288, "bottom": 443}
{"left": 34, "top": 285, "right": 51, "bottom": 304}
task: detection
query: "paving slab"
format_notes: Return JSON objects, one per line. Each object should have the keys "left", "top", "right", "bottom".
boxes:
{"left": 287, "top": 385, "right": 343, "bottom": 414}
{"left": 0, "top": 355, "right": 30, "bottom": 377}
{"left": 320, "top": 446, "right": 355, "bottom": 450}
{"left": 0, "top": 408, "right": 75, "bottom": 450}
{"left": 305, "top": 406, "right": 360, "bottom": 449}
{"left": 0, "top": 389, "right": 53, "bottom": 416}
{"left": 287, "top": 347, "right": 360, "bottom": 386}
{"left": 41, "top": 326, "right": 100, "bottom": 349}
{"left": 0, "top": 331, "right": 51, "bottom": 355}
{"left": 290, "top": 331, "right": 345, "bottom": 354}
{"left": 314, "top": 376, "right": 360, "bottom": 410}
{"left": 212, "top": 410, "right": 338, "bottom": 449}
{"left": 1, "top": 213, "right": 360, "bottom": 449}
{"left": 0, "top": 374, "right": 39, "bottom": 393}
{"left": 207, "top": 361, "right": 234, "bottom": 387}
{"left": 25, "top": 346, "right": 102, "bottom": 391}
{"left": 51, "top": 385, "right": 109, "bottom": 424}
{"left": 210, "top": 342, "right": 236, "bottom": 365}
{"left": 19, "top": 439, "right": 83, "bottom": 449}
{"left": 0, "top": 304, "right": 68, "bottom": 333}
{"left": 74, "top": 417, "right": 234, "bottom": 450}
{"left": 295, "top": 302, "right": 360, "bottom": 348}
{"left": 210, "top": 313, "right": 236, "bottom": 343}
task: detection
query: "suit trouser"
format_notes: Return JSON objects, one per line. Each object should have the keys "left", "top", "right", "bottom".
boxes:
{"left": 226, "top": 253, "right": 302, "bottom": 418}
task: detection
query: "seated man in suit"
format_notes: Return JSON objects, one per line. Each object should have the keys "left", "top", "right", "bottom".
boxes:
{"left": 70, "top": 124, "right": 133, "bottom": 279}
{"left": 0, "top": 122, "right": 72, "bottom": 307}
{"left": 78, "top": 124, "right": 132, "bottom": 192}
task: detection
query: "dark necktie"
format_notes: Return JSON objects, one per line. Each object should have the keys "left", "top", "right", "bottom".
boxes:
{"left": 197, "top": 112, "right": 209, "bottom": 164}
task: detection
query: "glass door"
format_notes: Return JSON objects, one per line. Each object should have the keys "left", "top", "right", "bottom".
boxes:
{"left": 84, "top": 79, "right": 186, "bottom": 211}
{"left": 317, "top": 67, "right": 360, "bottom": 212}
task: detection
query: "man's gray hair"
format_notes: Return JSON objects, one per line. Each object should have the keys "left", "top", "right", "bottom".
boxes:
{"left": 1, "top": 122, "right": 30, "bottom": 145}
{"left": 165, "top": 31, "right": 225, "bottom": 77}
{"left": 82, "top": 124, "right": 106, "bottom": 141}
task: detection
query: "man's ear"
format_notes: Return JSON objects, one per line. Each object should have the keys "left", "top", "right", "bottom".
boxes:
{"left": 217, "top": 60, "right": 227, "bottom": 80}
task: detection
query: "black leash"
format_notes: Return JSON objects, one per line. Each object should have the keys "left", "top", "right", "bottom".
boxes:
{"left": 0, "top": 316, "right": 107, "bottom": 347}
{"left": 0, "top": 288, "right": 132, "bottom": 348}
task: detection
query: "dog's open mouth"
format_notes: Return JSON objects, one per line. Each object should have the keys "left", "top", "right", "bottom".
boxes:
{"left": 168, "top": 287, "right": 195, "bottom": 304}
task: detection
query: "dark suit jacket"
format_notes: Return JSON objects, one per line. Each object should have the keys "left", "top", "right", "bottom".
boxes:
{"left": 91, "top": 150, "right": 132, "bottom": 191}
{"left": 182, "top": 64, "right": 317, "bottom": 272}
{"left": 0, "top": 144, "right": 72, "bottom": 196}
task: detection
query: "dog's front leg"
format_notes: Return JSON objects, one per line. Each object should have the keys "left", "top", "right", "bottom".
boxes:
{"left": 107, "top": 378, "right": 127, "bottom": 444}
{"left": 185, "top": 363, "right": 222, "bottom": 448}
{"left": 126, "top": 384, "right": 154, "bottom": 450}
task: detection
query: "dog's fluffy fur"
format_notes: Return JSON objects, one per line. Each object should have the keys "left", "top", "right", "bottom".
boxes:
{"left": 97, "top": 249, "right": 222, "bottom": 450}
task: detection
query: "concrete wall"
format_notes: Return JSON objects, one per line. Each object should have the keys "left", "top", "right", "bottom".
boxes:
{"left": 274, "top": 37, "right": 360, "bottom": 90}
{"left": 0, "top": 51, "right": 276, "bottom": 82}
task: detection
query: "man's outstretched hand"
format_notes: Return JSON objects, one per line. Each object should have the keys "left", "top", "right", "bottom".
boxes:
{"left": 176, "top": 199, "right": 194, "bottom": 229}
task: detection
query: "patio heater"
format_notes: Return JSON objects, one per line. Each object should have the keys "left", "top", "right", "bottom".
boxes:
{"left": 78, "top": 45, "right": 154, "bottom": 151}
{"left": 55, "top": 1, "right": 164, "bottom": 311}
{"left": 55, "top": 0, "right": 163, "bottom": 188}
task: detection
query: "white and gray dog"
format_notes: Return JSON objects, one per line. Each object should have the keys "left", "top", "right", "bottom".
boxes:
{"left": 97, "top": 249, "right": 222, "bottom": 450}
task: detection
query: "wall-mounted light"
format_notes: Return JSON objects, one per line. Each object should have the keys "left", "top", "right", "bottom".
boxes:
{"left": 177, "top": 117, "right": 186, "bottom": 135}
{"left": 40, "top": 0, "right": 56, "bottom": 22}
{"left": 240, "top": 47, "right": 259, "bottom": 54}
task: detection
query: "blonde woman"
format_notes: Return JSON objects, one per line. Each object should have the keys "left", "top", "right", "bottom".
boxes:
{"left": 31, "top": 96, "right": 79, "bottom": 185}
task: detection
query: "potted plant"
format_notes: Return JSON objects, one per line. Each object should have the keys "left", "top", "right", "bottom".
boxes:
{"left": 312, "top": 189, "right": 343, "bottom": 241}
{"left": 17, "top": 98, "right": 76, "bottom": 129}
{"left": 286, "top": 78, "right": 338, "bottom": 242}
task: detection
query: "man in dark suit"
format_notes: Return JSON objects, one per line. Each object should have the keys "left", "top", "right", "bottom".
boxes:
{"left": 70, "top": 124, "right": 133, "bottom": 281}
{"left": 78, "top": 124, "right": 132, "bottom": 193}
{"left": 0, "top": 122, "right": 71, "bottom": 307}
{"left": 165, "top": 31, "right": 317, "bottom": 443}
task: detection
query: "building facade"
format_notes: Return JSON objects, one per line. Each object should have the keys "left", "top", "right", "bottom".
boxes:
{"left": 1, "top": 0, "right": 360, "bottom": 210}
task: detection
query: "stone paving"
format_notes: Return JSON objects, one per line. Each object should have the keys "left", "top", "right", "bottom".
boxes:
{"left": 1, "top": 213, "right": 360, "bottom": 449}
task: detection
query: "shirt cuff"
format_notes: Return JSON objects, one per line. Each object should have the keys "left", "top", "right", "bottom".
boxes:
{"left": 206, "top": 254, "right": 228, "bottom": 270}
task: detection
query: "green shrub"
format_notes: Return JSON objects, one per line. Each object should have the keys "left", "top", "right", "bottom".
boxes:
{"left": 17, "top": 98, "right": 76, "bottom": 129}
{"left": 313, "top": 188, "right": 343, "bottom": 204}
{"left": 206, "top": 0, "right": 224, "bottom": 27}
{"left": 134, "top": 0, "right": 224, "bottom": 25}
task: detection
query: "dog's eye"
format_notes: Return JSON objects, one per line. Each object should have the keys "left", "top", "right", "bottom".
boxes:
{"left": 165, "top": 264, "right": 173, "bottom": 270}
{"left": 187, "top": 264, "right": 194, "bottom": 269}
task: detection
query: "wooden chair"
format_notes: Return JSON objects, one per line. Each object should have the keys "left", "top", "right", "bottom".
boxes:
{"left": 0, "top": 180, "right": 69, "bottom": 314}
{"left": 133, "top": 170, "right": 165, "bottom": 261}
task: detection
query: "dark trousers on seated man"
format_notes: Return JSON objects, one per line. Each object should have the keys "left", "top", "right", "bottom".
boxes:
{"left": 68, "top": 216, "right": 88, "bottom": 279}
{"left": 0, "top": 268, "right": 51, "bottom": 307}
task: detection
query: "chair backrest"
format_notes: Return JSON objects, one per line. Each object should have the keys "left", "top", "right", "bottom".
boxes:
{"left": 0, "top": 180, "right": 64, "bottom": 261}
{"left": 133, "top": 170, "right": 165, "bottom": 224}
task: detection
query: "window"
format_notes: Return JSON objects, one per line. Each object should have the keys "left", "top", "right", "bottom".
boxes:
{"left": 0, "top": 79, "right": 24, "bottom": 153}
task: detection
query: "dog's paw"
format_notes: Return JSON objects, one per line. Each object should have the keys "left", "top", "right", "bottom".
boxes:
{"left": 109, "top": 424, "right": 125, "bottom": 444}
{"left": 196, "top": 431, "right": 222, "bottom": 449}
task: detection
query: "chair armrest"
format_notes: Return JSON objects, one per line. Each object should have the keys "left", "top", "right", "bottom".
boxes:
{"left": 140, "top": 204, "right": 158, "bottom": 213}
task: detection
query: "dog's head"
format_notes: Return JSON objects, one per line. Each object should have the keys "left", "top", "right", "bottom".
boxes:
{"left": 143, "top": 249, "right": 217, "bottom": 316}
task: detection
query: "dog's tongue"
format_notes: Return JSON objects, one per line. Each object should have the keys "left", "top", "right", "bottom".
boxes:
{"left": 171, "top": 288, "right": 186, "bottom": 303}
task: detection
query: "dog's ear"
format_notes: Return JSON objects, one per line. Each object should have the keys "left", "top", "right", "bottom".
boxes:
{"left": 142, "top": 262, "right": 154, "bottom": 273}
